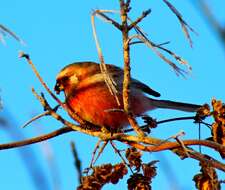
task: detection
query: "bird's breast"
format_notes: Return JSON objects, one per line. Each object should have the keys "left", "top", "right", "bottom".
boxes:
{"left": 66, "top": 83, "right": 154, "bottom": 129}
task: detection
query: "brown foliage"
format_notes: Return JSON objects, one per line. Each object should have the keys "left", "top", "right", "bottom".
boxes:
{"left": 211, "top": 99, "right": 225, "bottom": 151}
{"left": 193, "top": 161, "right": 221, "bottom": 190}
{"left": 127, "top": 161, "right": 158, "bottom": 190}
{"left": 126, "top": 147, "right": 142, "bottom": 171}
{"left": 78, "top": 163, "right": 128, "bottom": 190}
{"left": 141, "top": 161, "right": 158, "bottom": 181}
{"left": 127, "top": 173, "right": 151, "bottom": 190}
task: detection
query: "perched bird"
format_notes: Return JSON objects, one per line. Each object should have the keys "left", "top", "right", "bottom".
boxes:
{"left": 54, "top": 62, "right": 201, "bottom": 130}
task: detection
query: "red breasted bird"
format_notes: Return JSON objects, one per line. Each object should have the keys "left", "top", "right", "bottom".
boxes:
{"left": 54, "top": 62, "right": 201, "bottom": 129}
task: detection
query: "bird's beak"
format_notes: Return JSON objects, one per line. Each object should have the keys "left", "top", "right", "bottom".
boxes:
{"left": 54, "top": 82, "right": 63, "bottom": 94}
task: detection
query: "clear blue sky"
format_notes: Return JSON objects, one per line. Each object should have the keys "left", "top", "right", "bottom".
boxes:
{"left": 0, "top": 1, "right": 225, "bottom": 190}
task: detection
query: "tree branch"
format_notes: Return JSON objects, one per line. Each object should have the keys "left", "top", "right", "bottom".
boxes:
{"left": 0, "top": 127, "right": 73, "bottom": 150}
{"left": 128, "top": 9, "right": 151, "bottom": 30}
{"left": 120, "top": 0, "right": 145, "bottom": 137}
{"left": 126, "top": 140, "right": 225, "bottom": 172}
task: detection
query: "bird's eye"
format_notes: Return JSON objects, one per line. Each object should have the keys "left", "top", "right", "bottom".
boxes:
{"left": 61, "top": 76, "right": 69, "bottom": 82}
{"left": 54, "top": 81, "right": 61, "bottom": 94}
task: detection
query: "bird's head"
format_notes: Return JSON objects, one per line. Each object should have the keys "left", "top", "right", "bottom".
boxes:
{"left": 54, "top": 62, "right": 100, "bottom": 95}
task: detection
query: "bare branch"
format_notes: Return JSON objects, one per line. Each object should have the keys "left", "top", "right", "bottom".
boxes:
{"left": 91, "top": 10, "right": 121, "bottom": 106}
{"left": 173, "top": 131, "right": 190, "bottom": 157}
{"left": 128, "top": 34, "right": 188, "bottom": 77}
{"left": 21, "top": 111, "right": 49, "bottom": 128}
{"left": 0, "top": 120, "right": 224, "bottom": 171}
{"left": 0, "top": 127, "right": 73, "bottom": 150}
{"left": 196, "top": 0, "right": 225, "bottom": 49}
{"left": 162, "top": 0, "right": 197, "bottom": 47}
{"left": 110, "top": 141, "right": 133, "bottom": 172}
{"left": 120, "top": 1, "right": 145, "bottom": 137}
{"left": 94, "top": 10, "right": 121, "bottom": 30}
{"left": 128, "top": 9, "right": 151, "bottom": 30}
{"left": 0, "top": 24, "right": 25, "bottom": 45}
{"left": 19, "top": 53, "right": 64, "bottom": 108}
{"left": 127, "top": 140, "right": 225, "bottom": 172}
{"left": 93, "top": 141, "right": 108, "bottom": 166}
{"left": 71, "top": 142, "right": 82, "bottom": 184}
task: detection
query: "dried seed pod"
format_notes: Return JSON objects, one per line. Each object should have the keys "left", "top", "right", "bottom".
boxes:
{"left": 93, "top": 164, "right": 113, "bottom": 184}
{"left": 142, "top": 160, "right": 158, "bottom": 181}
{"left": 193, "top": 161, "right": 221, "bottom": 190}
{"left": 127, "top": 173, "right": 151, "bottom": 190}
{"left": 111, "top": 163, "right": 128, "bottom": 184}
{"left": 211, "top": 99, "right": 225, "bottom": 158}
{"left": 126, "top": 147, "right": 142, "bottom": 171}
{"left": 78, "top": 176, "right": 102, "bottom": 190}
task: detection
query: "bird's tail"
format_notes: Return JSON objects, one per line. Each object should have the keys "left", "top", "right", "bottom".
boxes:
{"left": 148, "top": 98, "right": 201, "bottom": 112}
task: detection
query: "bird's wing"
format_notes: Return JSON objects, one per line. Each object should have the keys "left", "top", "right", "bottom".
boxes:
{"left": 105, "top": 64, "right": 161, "bottom": 97}
{"left": 131, "top": 79, "right": 161, "bottom": 97}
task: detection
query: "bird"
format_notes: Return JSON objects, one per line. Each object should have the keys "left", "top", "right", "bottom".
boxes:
{"left": 54, "top": 61, "right": 201, "bottom": 130}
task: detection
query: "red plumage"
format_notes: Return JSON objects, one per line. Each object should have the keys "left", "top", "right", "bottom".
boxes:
{"left": 54, "top": 62, "right": 201, "bottom": 130}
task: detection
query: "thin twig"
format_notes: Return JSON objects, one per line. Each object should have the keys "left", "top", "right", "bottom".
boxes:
{"left": 21, "top": 111, "right": 49, "bottom": 128}
{"left": 128, "top": 14, "right": 192, "bottom": 75}
{"left": 0, "top": 24, "right": 25, "bottom": 45}
{"left": 19, "top": 52, "right": 85, "bottom": 124}
{"left": 196, "top": 0, "right": 225, "bottom": 47}
{"left": 125, "top": 114, "right": 203, "bottom": 134}
{"left": 19, "top": 53, "right": 63, "bottom": 107}
{"left": 89, "top": 140, "right": 101, "bottom": 170}
{"left": 148, "top": 131, "right": 186, "bottom": 151}
{"left": 79, "top": 140, "right": 108, "bottom": 175}
{"left": 200, "top": 121, "right": 212, "bottom": 128}
{"left": 110, "top": 141, "right": 133, "bottom": 173}
{"left": 157, "top": 116, "right": 196, "bottom": 125}
{"left": 128, "top": 34, "right": 188, "bottom": 77}
{"left": 71, "top": 142, "right": 82, "bottom": 184}
{"left": 198, "top": 122, "right": 202, "bottom": 153}
{"left": 93, "top": 141, "right": 108, "bottom": 165}
{"left": 162, "top": 0, "right": 197, "bottom": 47}
{"left": 154, "top": 44, "right": 190, "bottom": 70}
{"left": 91, "top": 10, "right": 121, "bottom": 106}
{"left": 22, "top": 105, "right": 60, "bottom": 128}
{"left": 130, "top": 40, "right": 170, "bottom": 46}
{"left": 125, "top": 0, "right": 131, "bottom": 8}
{"left": 104, "top": 108, "right": 124, "bottom": 113}
{"left": 128, "top": 9, "right": 151, "bottom": 30}
{"left": 94, "top": 10, "right": 121, "bottom": 30}
{"left": 38, "top": 131, "right": 61, "bottom": 190}
{"left": 173, "top": 131, "right": 190, "bottom": 157}
{"left": 129, "top": 27, "right": 191, "bottom": 71}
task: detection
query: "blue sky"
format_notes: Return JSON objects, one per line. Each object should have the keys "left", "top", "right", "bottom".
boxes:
{"left": 0, "top": 1, "right": 225, "bottom": 190}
